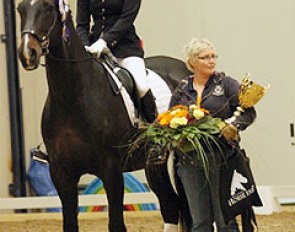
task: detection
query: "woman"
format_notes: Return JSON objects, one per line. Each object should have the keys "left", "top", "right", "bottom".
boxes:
{"left": 169, "top": 38, "right": 256, "bottom": 231}
{"left": 76, "top": 0, "right": 157, "bottom": 122}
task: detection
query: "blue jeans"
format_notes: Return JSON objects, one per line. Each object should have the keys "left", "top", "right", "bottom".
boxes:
{"left": 177, "top": 152, "right": 239, "bottom": 232}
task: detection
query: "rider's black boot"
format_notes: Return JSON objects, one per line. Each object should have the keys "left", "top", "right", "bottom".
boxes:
{"left": 140, "top": 90, "right": 158, "bottom": 123}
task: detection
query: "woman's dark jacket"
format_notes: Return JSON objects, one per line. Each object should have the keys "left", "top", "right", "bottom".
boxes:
{"left": 76, "top": 0, "right": 144, "bottom": 58}
{"left": 169, "top": 72, "right": 256, "bottom": 131}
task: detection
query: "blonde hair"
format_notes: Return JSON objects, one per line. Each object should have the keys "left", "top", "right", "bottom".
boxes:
{"left": 183, "top": 38, "right": 215, "bottom": 72}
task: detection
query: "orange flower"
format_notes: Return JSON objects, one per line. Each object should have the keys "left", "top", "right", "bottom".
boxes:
{"left": 199, "top": 107, "right": 210, "bottom": 114}
{"left": 157, "top": 111, "right": 172, "bottom": 126}
{"left": 157, "top": 111, "right": 170, "bottom": 121}
{"left": 170, "top": 105, "right": 189, "bottom": 119}
{"left": 172, "top": 109, "right": 189, "bottom": 118}
{"left": 171, "top": 105, "right": 188, "bottom": 111}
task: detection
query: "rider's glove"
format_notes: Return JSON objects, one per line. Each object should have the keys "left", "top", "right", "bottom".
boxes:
{"left": 85, "top": 38, "right": 108, "bottom": 58}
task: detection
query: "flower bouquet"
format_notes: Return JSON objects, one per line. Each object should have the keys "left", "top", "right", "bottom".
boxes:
{"left": 128, "top": 104, "right": 225, "bottom": 176}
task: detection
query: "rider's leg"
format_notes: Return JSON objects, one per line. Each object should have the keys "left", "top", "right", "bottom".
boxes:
{"left": 117, "top": 56, "right": 148, "bottom": 97}
{"left": 117, "top": 56, "right": 157, "bottom": 122}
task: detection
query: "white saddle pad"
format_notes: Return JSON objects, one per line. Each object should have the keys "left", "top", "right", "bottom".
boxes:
{"left": 147, "top": 69, "right": 172, "bottom": 114}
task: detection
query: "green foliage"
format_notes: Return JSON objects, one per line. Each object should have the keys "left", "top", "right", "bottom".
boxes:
{"left": 128, "top": 115, "right": 224, "bottom": 179}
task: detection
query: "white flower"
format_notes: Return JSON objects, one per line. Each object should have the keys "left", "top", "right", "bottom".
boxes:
{"left": 189, "top": 104, "right": 198, "bottom": 111}
{"left": 193, "top": 109, "right": 205, "bottom": 120}
{"left": 169, "top": 117, "right": 188, "bottom": 129}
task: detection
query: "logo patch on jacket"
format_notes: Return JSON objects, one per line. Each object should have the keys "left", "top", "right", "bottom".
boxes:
{"left": 212, "top": 85, "right": 224, "bottom": 96}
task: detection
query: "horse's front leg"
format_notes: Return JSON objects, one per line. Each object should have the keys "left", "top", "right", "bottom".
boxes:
{"left": 103, "top": 167, "right": 127, "bottom": 232}
{"left": 50, "top": 162, "right": 80, "bottom": 232}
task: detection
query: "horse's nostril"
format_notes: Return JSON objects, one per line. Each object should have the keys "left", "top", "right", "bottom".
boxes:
{"left": 30, "top": 48, "right": 37, "bottom": 61}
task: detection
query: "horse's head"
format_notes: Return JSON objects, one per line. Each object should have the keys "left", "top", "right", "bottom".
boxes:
{"left": 17, "top": 0, "right": 57, "bottom": 70}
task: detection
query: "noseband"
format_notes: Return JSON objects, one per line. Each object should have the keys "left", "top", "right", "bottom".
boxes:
{"left": 21, "top": 11, "right": 57, "bottom": 55}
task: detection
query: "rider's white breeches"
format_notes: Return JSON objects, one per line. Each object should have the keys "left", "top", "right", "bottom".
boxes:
{"left": 117, "top": 56, "right": 149, "bottom": 98}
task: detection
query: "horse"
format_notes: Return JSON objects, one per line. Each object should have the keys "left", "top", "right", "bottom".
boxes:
{"left": 17, "top": 0, "right": 191, "bottom": 231}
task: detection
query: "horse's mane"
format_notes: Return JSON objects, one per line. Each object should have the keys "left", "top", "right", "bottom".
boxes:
{"left": 55, "top": 0, "right": 71, "bottom": 41}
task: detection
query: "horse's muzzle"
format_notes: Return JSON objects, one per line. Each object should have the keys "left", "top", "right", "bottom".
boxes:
{"left": 18, "top": 33, "right": 42, "bottom": 70}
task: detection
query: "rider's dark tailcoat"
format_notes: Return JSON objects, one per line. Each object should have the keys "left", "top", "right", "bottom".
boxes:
{"left": 76, "top": 0, "right": 144, "bottom": 58}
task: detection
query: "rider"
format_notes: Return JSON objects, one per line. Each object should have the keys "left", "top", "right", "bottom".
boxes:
{"left": 76, "top": 0, "right": 157, "bottom": 122}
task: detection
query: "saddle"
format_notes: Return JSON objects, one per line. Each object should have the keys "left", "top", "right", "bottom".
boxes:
{"left": 100, "top": 54, "right": 161, "bottom": 124}
{"left": 101, "top": 54, "right": 135, "bottom": 96}
{"left": 100, "top": 54, "right": 141, "bottom": 110}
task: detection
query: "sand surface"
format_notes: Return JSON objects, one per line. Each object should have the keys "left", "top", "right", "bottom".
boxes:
{"left": 0, "top": 207, "right": 294, "bottom": 232}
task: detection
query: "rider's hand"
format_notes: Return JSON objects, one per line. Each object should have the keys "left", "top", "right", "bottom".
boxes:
{"left": 85, "top": 38, "right": 108, "bottom": 58}
{"left": 220, "top": 123, "right": 240, "bottom": 145}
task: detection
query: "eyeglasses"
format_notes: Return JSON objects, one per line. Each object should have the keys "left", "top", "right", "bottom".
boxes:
{"left": 197, "top": 54, "right": 218, "bottom": 61}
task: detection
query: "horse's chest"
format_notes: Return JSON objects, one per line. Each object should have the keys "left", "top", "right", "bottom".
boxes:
{"left": 49, "top": 125, "right": 90, "bottom": 158}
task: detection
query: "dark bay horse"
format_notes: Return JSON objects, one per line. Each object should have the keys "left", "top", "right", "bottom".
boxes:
{"left": 17, "top": 0, "right": 190, "bottom": 231}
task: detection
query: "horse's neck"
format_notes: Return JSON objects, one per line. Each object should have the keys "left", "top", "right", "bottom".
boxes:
{"left": 45, "top": 19, "right": 99, "bottom": 107}
{"left": 49, "top": 19, "right": 86, "bottom": 59}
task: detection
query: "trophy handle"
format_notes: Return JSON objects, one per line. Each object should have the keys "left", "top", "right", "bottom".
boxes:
{"left": 225, "top": 106, "right": 245, "bottom": 124}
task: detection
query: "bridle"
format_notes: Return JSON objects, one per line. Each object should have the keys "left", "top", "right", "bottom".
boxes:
{"left": 21, "top": 10, "right": 58, "bottom": 55}
{"left": 19, "top": 2, "right": 93, "bottom": 65}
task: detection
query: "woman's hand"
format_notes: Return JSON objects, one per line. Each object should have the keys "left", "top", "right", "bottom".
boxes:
{"left": 220, "top": 123, "right": 240, "bottom": 145}
{"left": 85, "top": 38, "right": 108, "bottom": 58}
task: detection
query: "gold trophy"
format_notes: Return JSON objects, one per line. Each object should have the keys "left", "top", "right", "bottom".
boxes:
{"left": 225, "top": 73, "right": 270, "bottom": 124}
